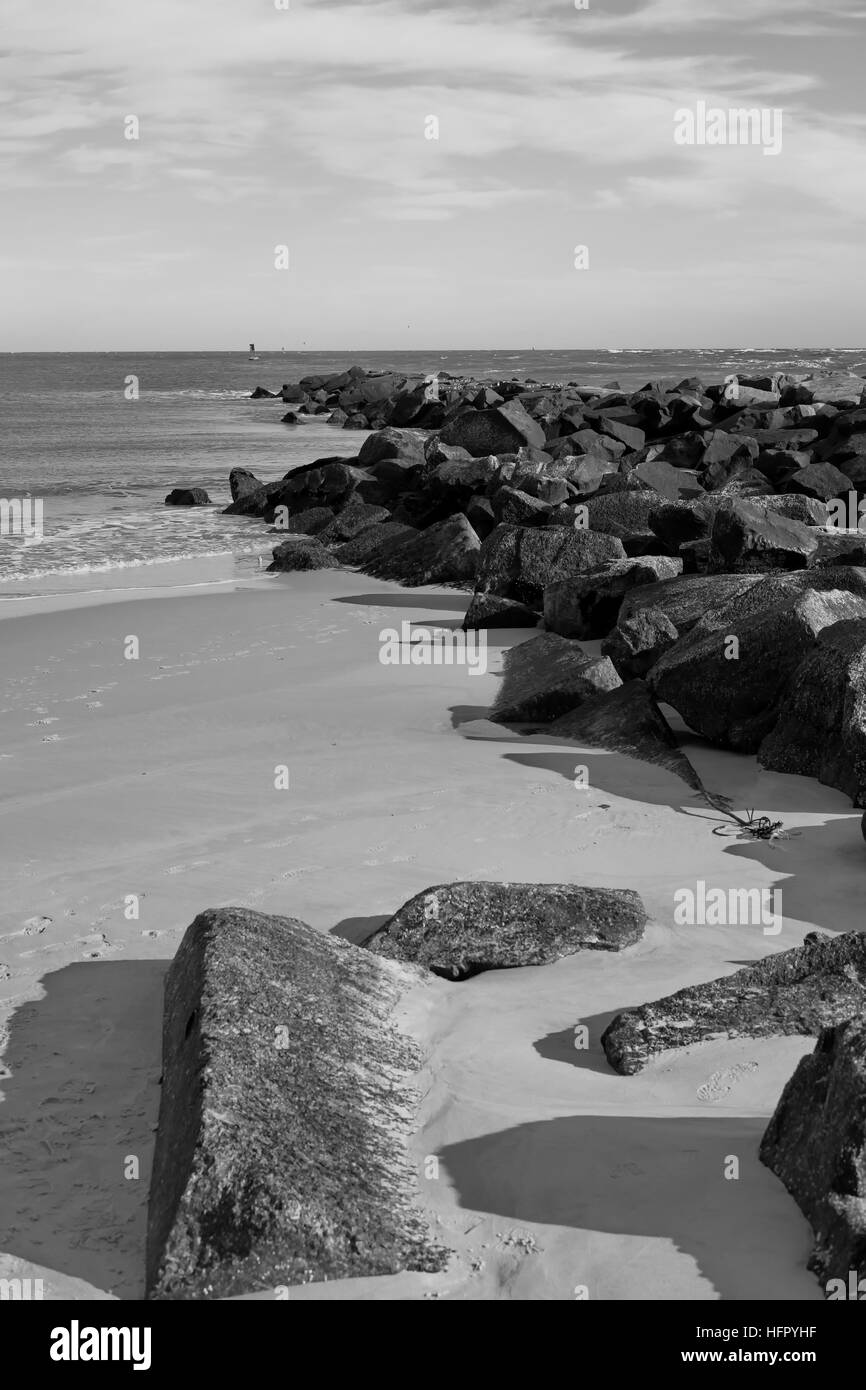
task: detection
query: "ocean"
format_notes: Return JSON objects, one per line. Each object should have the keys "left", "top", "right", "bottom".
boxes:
{"left": 2, "top": 348, "right": 864, "bottom": 601}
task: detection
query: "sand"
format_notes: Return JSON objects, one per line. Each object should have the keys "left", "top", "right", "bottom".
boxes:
{"left": 1, "top": 568, "right": 856, "bottom": 1300}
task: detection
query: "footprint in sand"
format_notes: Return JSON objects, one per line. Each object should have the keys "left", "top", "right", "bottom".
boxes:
{"left": 1, "top": 916, "right": 52, "bottom": 941}
{"left": 28, "top": 717, "right": 58, "bottom": 727}
{"left": 697, "top": 1061, "right": 759, "bottom": 1103}
{"left": 23, "top": 915, "right": 52, "bottom": 933}
{"left": 85, "top": 702, "right": 102, "bottom": 710}
{"left": 41, "top": 735, "right": 62, "bottom": 744}
{"left": 78, "top": 933, "right": 123, "bottom": 959}
{"left": 140, "top": 929, "right": 162, "bottom": 939}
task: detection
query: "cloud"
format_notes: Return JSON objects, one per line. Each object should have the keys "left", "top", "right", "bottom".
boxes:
{"left": 3, "top": 0, "right": 865, "bottom": 345}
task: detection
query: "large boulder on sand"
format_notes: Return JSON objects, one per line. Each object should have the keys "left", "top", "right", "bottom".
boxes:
{"left": 759, "top": 1016, "right": 866, "bottom": 1293}
{"left": 146, "top": 908, "right": 445, "bottom": 1299}
{"left": 332, "top": 521, "right": 417, "bottom": 569}
{"left": 544, "top": 557, "right": 682, "bottom": 640}
{"left": 648, "top": 576, "right": 866, "bottom": 751}
{"left": 603, "top": 930, "right": 866, "bottom": 1075}
{"left": 366, "top": 882, "right": 646, "bottom": 979}
{"left": 360, "top": 513, "right": 480, "bottom": 586}
{"left": 758, "top": 618, "right": 866, "bottom": 806}
{"left": 490, "top": 631, "right": 621, "bottom": 723}
{"left": 474, "top": 524, "right": 626, "bottom": 611}
{"left": 267, "top": 538, "right": 341, "bottom": 572}
{"left": 438, "top": 400, "right": 546, "bottom": 457}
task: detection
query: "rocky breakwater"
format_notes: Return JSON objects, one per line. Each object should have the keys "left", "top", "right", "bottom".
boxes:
{"left": 233, "top": 365, "right": 866, "bottom": 809}
{"left": 231, "top": 364, "right": 866, "bottom": 599}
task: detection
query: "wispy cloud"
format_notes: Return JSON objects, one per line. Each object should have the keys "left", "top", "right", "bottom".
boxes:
{"left": 2, "top": 0, "right": 865, "bottom": 346}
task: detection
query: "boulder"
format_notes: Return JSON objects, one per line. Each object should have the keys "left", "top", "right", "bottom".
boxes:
{"left": 601, "top": 606, "right": 680, "bottom": 679}
{"left": 317, "top": 499, "right": 391, "bottom": 544}
{"left": 617, "top": 573, "right": 761, "bottom": 635}
{"left": 165, "top": 488, "right": 210, "bottom": 506}
{"left": 332, "top": 522, "right": 418, "bottom": 569}
{"left": 229, "top": 468, "right": 262, "bottom": 503}
{"left": 759, "top": 1016, "right": 866, "bottom": 1293}
{"left": 649, "top": 582, "right": 866, "bottom": 750}
{"left": 275, "top": 507, "right": 334, "bottom": 536}
{"left": 758, "top": 618, "right": 866, "bottom": 806}
{"left": 647, "top": 499, "right": 718, "bottom": 549}
{"left": 263, "top": 461, "right": 367, "bottom": 522}
{"left": 250, "top": 386, "right": 278, "bottom": 399}
{"left": 810, "top": 531, "right": 866, "bottom": 568}
{"left": 583, "top": 490, "right": 665, "bottom": 545}
{"left": 339, "top": 373, "right": 405, "bottom": 408}
{"left": 279, "top": 383, "right": 305, "bottom": 403}
{"left": 438, "top": 400, "right": 546, "bottom": 457}
{"left": 783, "top": 462, "right": 853, "bottom": 502}
{"left": 489, "top": 632, "right": 621, "bottom": 723}
{"left": 474, "top": 524, "right": 627, "bottom": 610}
{"left": 461, "top": 593, "right": 539, "bottom": 630}
{"left": 760, "top": 494, "right": 828, "bottom": 526}
{"left": 360, "top": 514, "right": 480, "bottom": 587}
{"left": 631, "top": 457, "right": 704, "bottom": 501}
{"left": 366, "top": 882, "right": 646, "bottom": 980}
{"left": 146, "top": 908, "right": 444, "bottom": 1299}
{"left": 800, "top": 373, "right": 866, "bottom": 405}
{"left": 544, "top": 557, "right": 683, "bottom": 640}
{"left": 491, "top": 487, "right": 552, "bottom": 528}
{"left": 556, "top": 453, "right": 620, "bottom": 494}
{"left": 267, "top": 539, "right": 341, "bottom": 572}
{"left": 357, "top": 428, "right": 426, "bottom": 467}
{"left": 708, "top": 499, "right": 818, "bottom": 573}
{"left": 603, "top": 930, "right": 866, "bottom": 1075}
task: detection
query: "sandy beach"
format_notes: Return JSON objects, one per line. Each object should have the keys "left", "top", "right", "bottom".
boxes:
{"left": 1, "top": 568, "right": 856, "bottom": 1299}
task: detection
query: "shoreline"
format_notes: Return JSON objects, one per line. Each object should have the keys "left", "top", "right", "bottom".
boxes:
{"left": 0, "top": 572, "right": 855, "bottom": 1299}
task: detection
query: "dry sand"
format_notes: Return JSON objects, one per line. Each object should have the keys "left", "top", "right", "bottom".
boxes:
{"left": 1, "top": 569, "right": 855, "bottom": 1300}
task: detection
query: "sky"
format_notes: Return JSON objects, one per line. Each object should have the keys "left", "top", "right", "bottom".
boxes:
{"left": 2, "top": 0, "right": 866, "bottom": 350}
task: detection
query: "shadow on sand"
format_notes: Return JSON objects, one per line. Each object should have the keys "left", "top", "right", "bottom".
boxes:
{"left": 0, "top": 960, "right": 166, "bottom": 1299}
{"left": 533, "top": 1015, "right": 623, "bottom": 1074}
{"left": 439, "top": 1113, "right": 819, "bottom": 1300}
{"left": 333, "top": 591, "right": 469, "bottom": 612}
